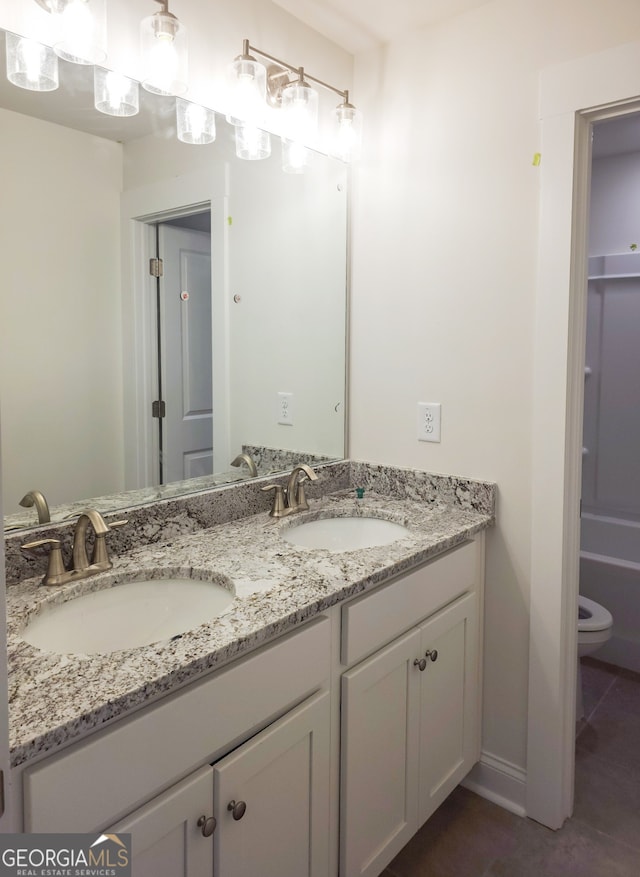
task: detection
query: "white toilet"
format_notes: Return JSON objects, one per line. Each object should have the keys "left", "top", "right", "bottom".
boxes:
{"left": 576, "top": 595, "right": 613, "bottom": 719}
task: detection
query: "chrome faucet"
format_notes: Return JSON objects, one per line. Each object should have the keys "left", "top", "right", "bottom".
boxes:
{"left": 21, "top": 509, "right": 127, "bottom": 586}
{"left": 19, "top": 489, "right": 50, "bottom": 524}
{"left": 261, "top": 463, "right": 319, "bottom": 518}
{"left": 230, "top": 453, "right": 258, "bottom": 477}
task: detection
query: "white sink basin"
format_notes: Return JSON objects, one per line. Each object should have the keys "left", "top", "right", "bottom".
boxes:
{"left": 282, "top": 515, "right": 409, "bottom": 552}
{"left": 21, "top": 577, "right": 234, "bottom": 655}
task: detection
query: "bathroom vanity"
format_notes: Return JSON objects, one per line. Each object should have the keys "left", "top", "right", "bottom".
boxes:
{"left": 4, "top": 463, "right": 494, "bottom": 877}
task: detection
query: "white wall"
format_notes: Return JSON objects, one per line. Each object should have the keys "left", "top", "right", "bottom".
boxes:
{"left": 0, "top": 107, "right": 124, "bottom": 513}
{"left": 350, "top": 0, "right": 640, "bottom": 783}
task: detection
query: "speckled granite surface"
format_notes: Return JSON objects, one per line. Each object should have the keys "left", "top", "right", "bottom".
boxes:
{"left": 3, "top": 448, "right": 337, "bottom": 532}
{"left": 5, "top": 462, "right": 495, "bottom": 769}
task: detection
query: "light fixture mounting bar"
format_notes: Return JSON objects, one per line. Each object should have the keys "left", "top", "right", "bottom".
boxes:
{"left": 246, "top": 41, "right": 348, "bottom": 101}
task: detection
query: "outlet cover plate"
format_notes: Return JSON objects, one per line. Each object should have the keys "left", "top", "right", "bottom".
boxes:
{"left": 277, "top": 392, "right": 294, "bottom": 426}
{"left": 417, "top": 402, "right": 441, "bottom": 442}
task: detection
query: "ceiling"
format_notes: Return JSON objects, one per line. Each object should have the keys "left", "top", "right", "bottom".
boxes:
{"left": 271, "top": 0, "right": 494, "bottom": 53}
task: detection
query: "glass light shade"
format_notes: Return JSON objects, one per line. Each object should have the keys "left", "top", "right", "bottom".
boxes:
{"left": 235, "top": 124, "right": 271, "bottom": 161}
{"left": 5, "top": 32, "right": 58, "bottom": 92}
{"left": 280, "top": 78, "right": 318, "bottom": 144}
{"left": 140, "top": 10, "right": 188, "bottom": 95}
{"left": 51, "top": 0, "right": 107, "bottom": 65}
{"left": 94, "top": 67, "right": 139, "bottom": 116}
{"left": 281, "top": 138, "right": 312, "bottom": 174}
{"left": 226, "top": 55, "right": 267, "bottom": 126}
{"left": 334, "top": 103, "right": 363, "bottom": 163}
{"left": 177, "top": 99, "right": 216, "bottom": 145}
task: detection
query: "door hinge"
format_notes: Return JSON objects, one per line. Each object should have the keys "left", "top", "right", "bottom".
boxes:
{"left": 152, "top": 400, "right": 166, "bottom": 419}
{"left": 149, "top": 257, "right": 164, "bottom": 278}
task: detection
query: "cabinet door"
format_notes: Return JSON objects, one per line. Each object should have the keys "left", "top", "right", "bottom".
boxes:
{"left": 418, "top": 591, "right": 479, "bottom": 826}
{"left": 108, "top": 765, "right": 214, "bottom": 877}
{"left": 213, "top": 690, "right": 330, "bottom": 877}
{"left": 340, "top": 628, "right": 422, "bottom": 877}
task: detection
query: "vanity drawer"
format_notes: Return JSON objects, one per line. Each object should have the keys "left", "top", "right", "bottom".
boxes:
{"left": 341, "top": 540, "right": 477, "bottom": 666}
{"left": 24, "top": 615, "right": 331, "bottom": 832}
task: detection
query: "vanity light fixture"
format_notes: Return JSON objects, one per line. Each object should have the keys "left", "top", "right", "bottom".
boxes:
{"left": 229, "top": 39, "right": 362, "bottom": 166}
{"left": 176, "top": 99, "right": 216, "bottom": 145}
{"left": 140, "top": 0, "right": 188, "bottom": 96}
{"left": 94, "top": 67, "right": 139, "bottom": 116}
{"left": 5, "top": 31, "right": 58, "bottom": 91}
{"left": 32, "top": 0, "right": 107, "bottom": 66}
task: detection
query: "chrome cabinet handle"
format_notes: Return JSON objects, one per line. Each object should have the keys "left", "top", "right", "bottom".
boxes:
{"left": 197, "top": 815, "right": 216, "bottom": 837}
{"left": 228, "top": 800, "right": 247, "bottom": 821}
{"left": 425, "top": 649, "right": 438, "bottom": 662}
{"left": 414, "top": 657, "right": 427, "bottom": 672}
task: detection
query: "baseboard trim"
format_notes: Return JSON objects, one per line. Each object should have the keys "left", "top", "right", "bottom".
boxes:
{"left": 461, "top": 751, "right": 527, "bottom": 817}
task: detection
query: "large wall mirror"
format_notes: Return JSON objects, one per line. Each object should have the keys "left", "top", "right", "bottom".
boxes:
{"left": 0, "top": 31, "right": 348, "bottom": 531}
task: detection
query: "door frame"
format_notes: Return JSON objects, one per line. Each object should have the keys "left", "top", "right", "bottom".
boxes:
{"left": 527, "top": 40, "right": 640, "bottom": 828}
{"left": 0, "top": 438, "right": 14, "bottom": 832}
{"left": 120, "top": 169, "right": 231, "bottom": 490}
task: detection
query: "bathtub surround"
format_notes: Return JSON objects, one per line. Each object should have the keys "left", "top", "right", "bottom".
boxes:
{"left": 5, "top": 461, "right": 494, "bottom": 769}
{"left": 579, "top": 145, "right": 640, "bottom": 675}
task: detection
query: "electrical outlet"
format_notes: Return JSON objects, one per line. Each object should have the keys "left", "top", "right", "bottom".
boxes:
{"left": 417, "top": 402, "right": 441, "bottom": 443}
{"left": 277, "top": 392, "right": 294, "bottom": 425}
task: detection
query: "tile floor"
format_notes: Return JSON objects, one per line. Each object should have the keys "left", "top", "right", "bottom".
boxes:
{"left": 382, "top": 657, "right": 640, "bottom": 877}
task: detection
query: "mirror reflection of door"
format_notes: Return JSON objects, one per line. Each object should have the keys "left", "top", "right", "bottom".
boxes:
{"left": 153, "top": 211, "right": 213, "bottom": 485}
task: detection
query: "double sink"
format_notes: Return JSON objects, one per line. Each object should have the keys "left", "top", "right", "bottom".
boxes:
{"left": 20, "top": 513, "right": 409, "bottom": 656}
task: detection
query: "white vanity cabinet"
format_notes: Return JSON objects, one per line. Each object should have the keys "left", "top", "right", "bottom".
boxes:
{"left": 339, "top": 541, "right": 481, "bottom": 877}
{"left": 108, "top": 690, "right": 330, "bottom": 877}
{"left": 108, "top": 766, "right": 215, "bottom": 877}
{"left": 18, "top": 534, "right": 484, "bottom": 877}
{"left": 213, "top": 689, "right": 330, "bottom": 877}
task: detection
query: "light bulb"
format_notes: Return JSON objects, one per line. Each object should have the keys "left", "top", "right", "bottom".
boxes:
{"left": 53, "top": 0, "right": 106, "bottom": 65}
{"left": 235, "top": 124, "right": 271, "bottom": 160}
{"left": 281, "top": 76, "right": 318, "bottom": 145}
{"left": 94, "top": 67, "right": 139, "bottom": 116}
{"left": 141, "top": 5, "right": 188, "bottom": 95}
{"left": 148, "top": 36, "right": 178, "bottom": 93}
{"left": 176, "top": 99, "right": 216, "bottom": 145}
{"left": 334, "top": 102, "right": 363, "bottom": 163}
{"left": 227, "top": 54, "right": 266, "bottom": 126}
{"left": 6, "top": 32, "right": 58, "bottom": 92}
{"left": 282, "top": 139, "right": 311, "bottom": 174}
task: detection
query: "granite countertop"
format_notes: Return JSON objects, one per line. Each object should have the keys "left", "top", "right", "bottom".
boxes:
{"left": 6, "top": 481, "right": 494, "bottom": 769}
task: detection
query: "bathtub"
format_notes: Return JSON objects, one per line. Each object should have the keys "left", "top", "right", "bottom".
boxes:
{"left": 580, "top": 512, "right": 640, "bottom": 672}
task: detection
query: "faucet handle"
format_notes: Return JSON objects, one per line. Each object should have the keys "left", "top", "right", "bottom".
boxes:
{"left": 108, "top": 519, "right": 128, "bottom": 530}
{"left": 261, "top": 484, "right": 290, "bottom": 518}
{"left": 21, "top": 538, "right": 66, "bottom": 586}
{"left": 295, "top": 477, "right": 312, "bottom": 512}
{"left": 91, "top": 519, "right": 128, "bottom": 566}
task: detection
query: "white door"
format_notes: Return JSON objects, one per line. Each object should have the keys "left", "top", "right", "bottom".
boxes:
{"left": 214, "top": 691, "right": 331, "bottom": 877}
{"left": 418, "top": 592, "right": 479, "bottom": 826}
{"left": 158, "top": 224, "right": 213, "bottom": 484}
{"left": 108, "top": 765, "right": 214, "bottom": 877}
{"left": 340, "top": 629, "right": 422, "bottom": 877}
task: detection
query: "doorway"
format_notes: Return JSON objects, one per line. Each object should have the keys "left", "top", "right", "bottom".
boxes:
{"left": 528, "top": 42, "right": 640, "bottom": 830}
{"left": 149, "top": 210, "right": 214, "bottom": 486}
{"left": 579, "top": 113, "right": 640, "bottom": 671}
